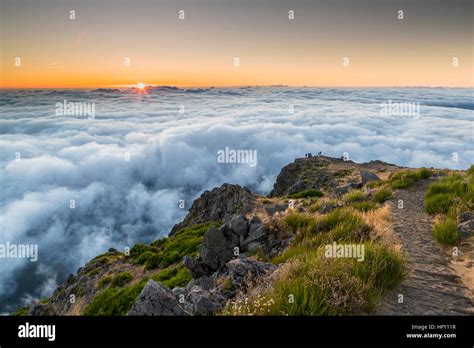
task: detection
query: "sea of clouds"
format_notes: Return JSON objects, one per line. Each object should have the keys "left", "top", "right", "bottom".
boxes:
{"left": 0, "top": 86, "right": 472, "bottom": 312}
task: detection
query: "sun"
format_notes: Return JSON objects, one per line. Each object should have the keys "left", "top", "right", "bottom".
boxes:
{"left": 136, "top": 82, "right": 146, "bottom": 89}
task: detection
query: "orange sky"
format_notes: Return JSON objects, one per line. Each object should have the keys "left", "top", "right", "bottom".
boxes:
{"left": 1, "top": 0, "right": 472, "bottom": 88}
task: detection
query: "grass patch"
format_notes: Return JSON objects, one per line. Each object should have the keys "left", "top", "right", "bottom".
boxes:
{"left": 344, "top": 190, "right": 365, "bottom": 202}
{"left": 288, "top": 189, "right": 324, "bottom": 199}
{"left": 151, "top": 264, "right": 191, "bottom": 288}
{"left": 110, "top": 272, "right": 133, "bottom": 288}
{"left": 84, "top": 279, "right": 148, "bottom": 316}
{"left": 227, "top": 242, "right": 404, "bottom": 315}
{"left": 128, "top": 222, "right": 219, "bottom": 270}
{"left": 11, "top": 306, "right": 29, "bottom": 316}
{"left": 372, "top": 188, "right": 392, "bottom": 203}
{"left": 432, "top": 218, "right": 459, "bottom": 246}
{"left": 349, "top": 201, "right": 377, "bottom": 212}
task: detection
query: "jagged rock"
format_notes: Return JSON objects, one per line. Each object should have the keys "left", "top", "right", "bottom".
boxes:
{"left": 458, "top": 219, "right": 474, "bottom": 238}
{"left": 28, "top": 302, "right": 56, "bottom": 316}
{"left": 242, "top": 226, "right": 267, "bottom": 250}
{"left": 184, "top": 286, "right": 226, "bottom": 315}
{"left": 228, "top": 215, "right": 249, "bottom": 237}
{"left": 199, "top": 225, "right": 239, "bottom": 270}
{"left": 128, "top": 280, "right": 189, "bottom": 316}
{"left": 246, "top": 241, "right": 264, "bottom": 253}
{"left": 224, "top": 259, "right": 276, "bottom": 291}
{"left": 269, "top": 157, "right": 339, "bottom": 197}
{"left": 172, "top": 287, "right": 187, "bottom": 299}
{"left": 320, "top": 204, "right": 334, "bottom": 214}
{"left": 335, "top": 182, "right": 360, "bottom": 195}
{"left": 171, "top": 184, "right": 255, "bottom": 234}
{"left": 185, "top": 275, "right": 216, "bottom": 291}
{"left": 458, "top": 211, "right": 474, "bottom": 224}
{"left": 360, "top": 170, "right": 381, "bottom": 184}
{"left": 265, "top": 204, "right": 287, "bottom": 216}
{"left": 248, "top": 216, "right": 262, "bottom": 234}
{"left": 183, "top": 256, "right": 209, "bottom": 279}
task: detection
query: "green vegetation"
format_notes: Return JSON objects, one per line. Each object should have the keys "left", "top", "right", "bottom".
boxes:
{"left": 84, "top": 279, "right": 148, "bottom": 316}
{"left": 344, "top": 190, "right": 365, "bottom": 202}
{"left": 128, "top": 222, "right": 219, "bottom": 270}
{"left": 276, "top": 208, "right": 371, "bottom": 262}
{"left": 372, "top": 188, "right": 392, "bottom": 203}
{"left": 425, "top": 168, "right": 473, "bottom": 246}
{"left": 387, "top": 168, "right": 434, "bottom": 190}
{"left": 288, "top": 189, "right": 324, "bottom": 199}
{"left": 11, "top": 306, "right": 29, "bottom": 316}
{"left": 333, "top": 169, "right": 352, "bottom": 178}
{"left": 425, "top": 173, "right": 469, "bottom": 215}
{"left": 151, "top": 264, "right": 192, "bottom": 288}
{"left": 228, "top": 242, "right": 404, "bottom": 315}
{"left": 349, "top": 201, "right": 377, "bottom": 212}
{"left": 98, "top": 276, "right": 112, "bottom": 289}
{"left": 110, "top": 272, "right": 133, "bottom": 288}
{"left": 432, "top": 218, "right": 459, "bottom": 246}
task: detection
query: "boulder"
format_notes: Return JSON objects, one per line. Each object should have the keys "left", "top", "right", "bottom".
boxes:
{"left": 171, "top": 184, "right": 255, "bottom": 235}
{"left": 458, "top": 211, "right": 474, "bottom": 224}
{"left": 183, "top": 255, "right": 209, "bottom": 279}
{"left": 199, "top": 225, "right": 239, "bottom": 271}
{"left": 225, "top": 259, "right": 276, "bottom": 291}
{"left": 128, "top": 280, "right": 189, "bottom": 316}
{"left": 228, "top": 215, "right": 249, "bottom": 237}
{"left": 458, "top": 219, "right": 474, "bottom": 238}
{"left": 360, "top": 170, "right": 381, "bottom": 184}
{"left": 265, "top": 204, "right": 287, "bottom": 216}
{"left": 28, "top": 302, "right": 56, "bottom": 316}
{"left": 242, "top": 226, "right": 267, "bottom": 250}
{"left": 184, "top": 286, "right": 226, "bottom": 315}
{"left": 320, "top": 204, "right": 334, "bottom": 214}
{"left": 335, "top": 182, "right": 360, "bottom": 195}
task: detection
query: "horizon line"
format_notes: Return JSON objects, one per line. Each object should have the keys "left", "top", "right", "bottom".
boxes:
{"left": 1, "top": 84, "right": 473, "bottom": 90}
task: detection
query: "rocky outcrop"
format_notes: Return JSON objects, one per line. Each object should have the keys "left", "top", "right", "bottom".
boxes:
{"left": 224, "top": 259, "right": 276, "bottom": 290}
{"left": 269, "top": 157, "right": 339, "bottom": 197}
{"left": 458, "top": 211, "right": 474, "bottom": 238}
{"left": 128, "top": 280, "right": 189, "bottom": 316}
{"left": 171, "top": 184, "right": 256, "bottom": 234}
{"left": 360, "top": 170, "right": 381, "bottom": 184}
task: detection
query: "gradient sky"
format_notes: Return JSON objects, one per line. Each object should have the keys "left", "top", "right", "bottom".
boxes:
{"left": 1, "top": 0, "right": 472, "bottom": 88}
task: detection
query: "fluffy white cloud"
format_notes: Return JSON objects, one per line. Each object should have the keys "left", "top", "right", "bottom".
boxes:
{"left": 0, "top": 87, "right": 472, "bottom": 311}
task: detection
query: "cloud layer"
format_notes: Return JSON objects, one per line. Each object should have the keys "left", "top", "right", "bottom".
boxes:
{"left": 0, "top": 87, "right": 472, "bottom": 312}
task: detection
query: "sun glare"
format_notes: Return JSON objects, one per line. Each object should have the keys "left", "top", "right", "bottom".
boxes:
{"left": 136, "top": 82, "right": 146, "bottom": 89}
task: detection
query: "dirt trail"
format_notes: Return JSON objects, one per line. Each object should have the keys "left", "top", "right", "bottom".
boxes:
{"left": 376, "top": 179, "right": 474, "bottom": 315}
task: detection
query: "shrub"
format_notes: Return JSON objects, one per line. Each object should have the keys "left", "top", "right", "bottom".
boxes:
{"left": 432, "top": 219, "right": 459, "bottom": 245}
{"left": 98, "top": 276, "right": 113, "bottom": 289}
{"left": 349, "top": 201, "right": 377, "bottom": 212}
{"left": 418, "top": 168, "right": 433, "bottom": 179}
{"left": 344, "top": 190, "right": 365, "bottom": 202}
{"left": 11, "top": 306, "right": 29, "bottom": 316}
{"left": 110, "top": 272, "right": 133, "bottom": 288}
{"left": 227, "top": 242, "right": 404, "bottom": 316}
{"left": 84, "top": 279, "right": 148, "bottom": 316}
{"left": 289, "top": 189, "right": 324, "bottom": 199}
{"left": 372, "top": 188, "right": 392, "bottom": 203}
{"left": 144, "top": 254, "right": 161, "bottom": 271}
{"left": 151, "top": 265, "right": 191, "bottom": 288}
{"left": 424, "top": 193, "right": 453, "bottom": 214}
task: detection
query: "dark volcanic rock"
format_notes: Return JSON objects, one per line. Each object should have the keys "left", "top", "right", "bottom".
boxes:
{"left": 335, "top": 182, "right": 361, "bottom": 195}
{"left": 269, "top": 157, "right": 340, "bottom": 197}
{"left": 128, "top": 280, "right": 189, "bottom": 316}
{"left": 171, "top": 184, "right": 255, "bottom": 234}
{"left": 28, "top": 302, "right": 56, "bottom": 316}
{"left": 199, "top": 225, "right": 240, "bottom": 270}
{"left": 184, "top": 286, "right": 226, "bottom": 315}
{"left": 224, "top": 258, "right": 276, "bottom": 291}
{"left": 360, "top": 170, "right": 381, "bottom": 184}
